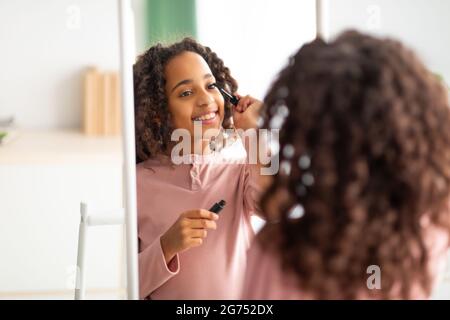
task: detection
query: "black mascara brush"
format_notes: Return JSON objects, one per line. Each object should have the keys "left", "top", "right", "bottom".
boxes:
{"left": 214, "top": 84, "right": 240, "bottom": 106}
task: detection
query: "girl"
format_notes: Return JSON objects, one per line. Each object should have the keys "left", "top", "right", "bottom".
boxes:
{"left": 134, "top": 38, "right": 263, "bottom": 299}
{"left": 242, "top": 31, "right": 450, "bottom": 299}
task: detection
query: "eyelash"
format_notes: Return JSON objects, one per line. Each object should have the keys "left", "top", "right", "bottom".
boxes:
{"left": 179, "top": 83, "right": 217, "bottom": 98}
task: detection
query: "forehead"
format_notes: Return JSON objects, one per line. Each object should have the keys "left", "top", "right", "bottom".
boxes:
{"left": 164, "top": 51, "right": 213, "bottom": 84}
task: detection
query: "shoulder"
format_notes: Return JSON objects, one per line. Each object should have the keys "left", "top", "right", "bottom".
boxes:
{"left": 136, "top": 157, "right": 178, "bottom": 189}
{"left": 136, "top": 161, "right": 155, "bottom": 180}
{"left": 137, "top": 156, "right": 174, "bottom": 173}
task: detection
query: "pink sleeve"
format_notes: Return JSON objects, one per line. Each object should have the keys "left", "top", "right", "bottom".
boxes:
{"left": 241, "top": 241, "right": 260, "bottom": 299}
{"left": 243, "top": 164, "right": 262, "bottom": 217}
{"left": 241, "top": 239, "right": 288, "bottom": 300}
{"left": 138, "top": 236, "right": 180, "bottom": 299}
{"left": 241, "top": 133, "right": 263, "bottom": 217}
{"left": 241, "top": 238, "right": 306, "bottom": 300}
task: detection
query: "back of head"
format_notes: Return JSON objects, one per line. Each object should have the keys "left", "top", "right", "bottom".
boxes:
{"left": 260, "top": 30, "right": 450, "bottom": 299}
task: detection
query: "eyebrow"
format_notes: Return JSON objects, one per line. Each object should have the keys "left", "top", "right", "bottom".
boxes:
{"left": 170, "top": 73, "right": 214, "bottom": 93}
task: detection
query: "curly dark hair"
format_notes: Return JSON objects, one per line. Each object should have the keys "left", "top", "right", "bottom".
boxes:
{"left": 259, "top": 30, "right": 450, "bottom": 299}
{"left": 133, "top": 38, "right": 238, "bottom": 163}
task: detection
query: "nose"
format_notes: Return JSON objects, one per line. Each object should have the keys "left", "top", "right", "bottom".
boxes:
{"left": 197, "top": 89, "right": 214, "bottom": 107}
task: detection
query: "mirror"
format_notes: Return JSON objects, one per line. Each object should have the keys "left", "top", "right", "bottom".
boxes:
{"left": 129, "top": 0, "right": 450, "bottom": 300}
{"left": 0, "top": 0, "right": 448, "bottom": 301}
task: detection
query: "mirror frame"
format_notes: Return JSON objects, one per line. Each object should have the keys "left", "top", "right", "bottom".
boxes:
{"left": 117, "top": 0, "right": 325, "bottom": 300}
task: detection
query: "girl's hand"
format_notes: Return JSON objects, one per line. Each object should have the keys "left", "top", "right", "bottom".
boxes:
{"left": 232, "top": 94, "right": 263, "bottom": 131}
{"left": 160, "top": 209, "right": 219, "bottom": 264}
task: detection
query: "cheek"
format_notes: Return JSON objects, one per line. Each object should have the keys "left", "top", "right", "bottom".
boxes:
{"left": 215, "top": 95, "right": 225, "bottom": 118}
{"left": 168, "top": 101, "right": 193, "bottom": 129}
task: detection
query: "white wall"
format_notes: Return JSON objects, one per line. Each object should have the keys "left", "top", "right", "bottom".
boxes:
{"left": 131, "top": 0, "right": 148, "bottom": 56}
{"left": 324, "top": 0, "right": 450, "bottom": 85}
{"left": 2, "top": 0, "right": 448, "bottom": 125}
{"left": 0, "top": 0, "right": 120, "bottom": 129}
{"left": 196, "top": 0, "right": 317, "bottom": 100}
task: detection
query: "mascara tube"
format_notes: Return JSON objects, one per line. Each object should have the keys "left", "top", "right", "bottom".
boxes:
{"left": 209, "top": 200, "right": 226, "bottom": 214}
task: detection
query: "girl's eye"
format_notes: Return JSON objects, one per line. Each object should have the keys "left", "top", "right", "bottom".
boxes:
{"left": 208, "top": 83, "right": 217, "bottom": 90}
{"left": 179, "top": 90, "right": 192, "bottom": 97}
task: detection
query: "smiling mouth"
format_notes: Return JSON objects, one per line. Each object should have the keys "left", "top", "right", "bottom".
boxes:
{"left": 192, "top": 111, "right": 218, "bottom": 122}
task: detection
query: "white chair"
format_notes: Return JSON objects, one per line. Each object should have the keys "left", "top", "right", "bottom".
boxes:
{"left": 74, "top": 202, "right": 125, "bottom": 300}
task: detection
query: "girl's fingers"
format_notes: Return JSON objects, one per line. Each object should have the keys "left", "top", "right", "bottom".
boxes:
{"left": 189, "top": 229, "right": 208, "bottom": 238}
{"left": 189, "top": 238, "right": 203, "bottom": 247}
{"left": 240, "top": 95, "right": 255, "bottom": 112}
{"left": 242, "top": 97, "right": 252, "bottom": 111}
{"left": 184, "top": 209, "right": 219, "bottom": 220}
{"left": 188, "top": 219, "right": 217, "bottom": 230}
{"left": 235, "top": 97, "right": 248, "bottom": 113}
{"left": 234, "top": 94, "right": 261, "bottom": 114}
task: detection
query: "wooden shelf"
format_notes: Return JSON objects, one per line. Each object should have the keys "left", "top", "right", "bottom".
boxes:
{"left": 0, "top": 130, "right": 122, "bottom": 165}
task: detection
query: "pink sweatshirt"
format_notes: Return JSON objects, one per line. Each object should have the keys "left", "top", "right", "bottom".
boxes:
{"left": 242, "top": 225, "right": 449, "bottom": 299}
{"left": 137, "top": 150, "right": 260, "bottom": 299}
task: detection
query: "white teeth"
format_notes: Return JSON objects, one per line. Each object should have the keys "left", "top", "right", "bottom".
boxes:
{"left": 193, "top": 112, "right": 216, "bottom": 121}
